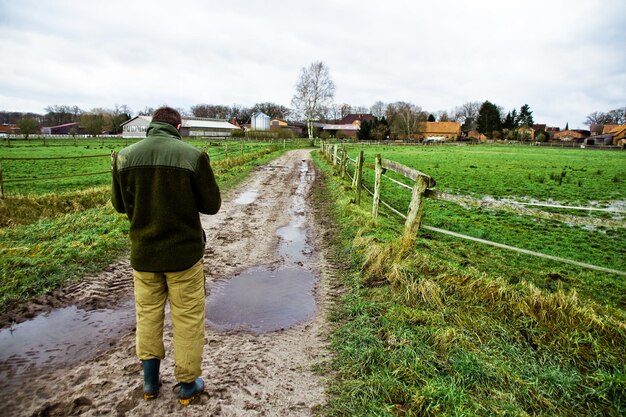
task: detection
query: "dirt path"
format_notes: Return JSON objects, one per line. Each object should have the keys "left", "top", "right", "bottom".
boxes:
{"left": 1, "top": 149, "right": 335, "bottom": 417}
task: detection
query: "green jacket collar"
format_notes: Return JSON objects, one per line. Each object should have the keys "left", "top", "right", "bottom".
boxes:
{"left": 146, "top": 121, "right": 182, "bottom": 139}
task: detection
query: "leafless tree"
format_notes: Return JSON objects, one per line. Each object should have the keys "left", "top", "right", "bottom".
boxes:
{"left": 370, "top": 101, "right": 386, "bottom": 119}
{"left": 386, "top": 101, "right": 427, "bottom": 140}
{"left": 291, "top": 61, "right": 335, "bottom": 138}
{"left": 437, "top": 110, "right": 450, "bottom": 122}
{"left": 452, "top": 101, "right": 481, "bottom": 130}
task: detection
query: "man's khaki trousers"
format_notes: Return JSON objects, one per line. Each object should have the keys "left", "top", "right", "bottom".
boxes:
{"left": 133, "top": 259, "right": 205, "bottom": 383}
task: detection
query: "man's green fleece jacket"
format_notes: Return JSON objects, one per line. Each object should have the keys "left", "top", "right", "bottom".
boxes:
{"left": 112, "top": 122, "right": 221, "bottom": 272}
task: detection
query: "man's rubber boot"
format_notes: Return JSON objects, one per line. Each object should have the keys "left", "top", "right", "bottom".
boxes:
{"left": 142, "top": 359, "right": 161, "bottom": 400}
{"left": 178, "top": 378, "right": 205, "bottom": 405}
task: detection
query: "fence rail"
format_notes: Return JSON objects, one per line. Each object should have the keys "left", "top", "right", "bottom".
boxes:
{"left": 319, "top": 141, "right": 625, "bottom": 276}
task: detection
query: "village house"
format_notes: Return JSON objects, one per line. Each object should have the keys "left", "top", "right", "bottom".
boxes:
{"left": 419, "top": 121, "right": 461, "bottom": 141}
{"left": 317, "top": 113, "right": 375, "bottom": 138}
{"left": 0, "top": 124, "right": 20, "bottom": 137}
{"left": 121, "top": 116, "right": 240, "bottom": 138}
{"left": 552, "top": 129, "right": 590, "bottom": 142}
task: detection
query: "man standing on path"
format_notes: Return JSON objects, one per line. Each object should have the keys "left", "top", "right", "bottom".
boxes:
{"left": 112, "top": 107, "right": 221, "bottom": 405}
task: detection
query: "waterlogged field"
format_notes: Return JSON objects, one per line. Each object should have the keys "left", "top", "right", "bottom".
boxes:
{"left": 0, "top": 138, "right": 291, "bottom": 195}
{"left": 339, "top": 144, "right": 626, "bottom": 308}
{"left": 313, "top": 146, "right": 626, "bottom": 416}
{"left": 352, "top": 144, "right": 625, "bottom": 205}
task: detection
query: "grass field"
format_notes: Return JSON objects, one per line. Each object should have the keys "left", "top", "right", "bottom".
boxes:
{"left": 0, "top": 138, "right": 305, "bottom": 310}
{"left": 337, "top": 144, "right": 626, "bottom": 310}
{"left": 350, "top": 144, "right": 625, "bottom": 205}
{"left": 312, "top": 145, "right": 626, "bottom": 416}
{"left": 0, "top": 137, "right": 299, "bottom": 195}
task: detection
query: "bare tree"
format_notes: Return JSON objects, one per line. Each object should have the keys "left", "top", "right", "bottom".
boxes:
{"left": 605, "top": 107, "right": 626, "bottom": 124}
{"left": 452, "top": 101, "right": 481, "bottom": 130}
{"left": 386, "top": 102, "right": 426, "bottom": 140}
{"left": 370, "top": 101, "right": 386, "bottom": 119}
{"left": 437, "top": 110, "right": 450, "bottom": 122}
{"left": 584, "top": 111, "right": 610, "bottom": 127}
{"left": 291, "top": 61, "right": 335, "bottom": 138}
{"left": 251, "top": 102, "right": 290, "bottom": 120}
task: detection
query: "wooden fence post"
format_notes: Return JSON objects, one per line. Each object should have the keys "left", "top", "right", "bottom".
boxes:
{"left": 225, "top": 143, "right": 229, "bottom": 159}
{"left": 0, "top": 159, "right": 4, "bottom": 198}
{"left": 340, "top": 145, "right": 347, "bottom": 179}
{"left": 354, "top": 150, "right": 364, "bottom": 205}
{"left": 332, "top": 145, "right": 338, "bottom": 166}
{"left": 372, "top": 154, "right": 382, "bottom": 223}
{"left": 403, "top": 174, "right": 429, "bottom": 240}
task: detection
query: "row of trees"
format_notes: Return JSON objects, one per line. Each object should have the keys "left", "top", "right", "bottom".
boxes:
{"left": 585, "top": 107, "right": 626, "bottom": 128}
{"left": 2, "top": 59, "right": 622, "bottom": 140}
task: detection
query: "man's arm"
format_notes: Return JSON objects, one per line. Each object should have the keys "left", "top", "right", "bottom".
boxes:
{"left": 193, "top": 152, "right": 221, "bottom": 215}
{"left": 111, "top": 152, "right": 126, "bottom": 214}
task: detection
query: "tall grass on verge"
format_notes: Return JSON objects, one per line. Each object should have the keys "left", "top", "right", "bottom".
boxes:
{"left": 312, "top": 151, "right": 626, "bottom": 417}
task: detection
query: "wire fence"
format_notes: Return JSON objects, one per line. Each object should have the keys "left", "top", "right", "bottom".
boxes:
{"left": 320, "top": 141, "right": 626, "bottom": 277}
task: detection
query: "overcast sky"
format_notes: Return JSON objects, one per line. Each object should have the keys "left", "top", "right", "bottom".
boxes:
{"left": 1, "top": 0, "right": 624, "bottom": 129}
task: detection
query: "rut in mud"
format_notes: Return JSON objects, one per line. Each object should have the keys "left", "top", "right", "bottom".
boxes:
{"left": 0, "top": 149, "right": 336, "bottom": 417}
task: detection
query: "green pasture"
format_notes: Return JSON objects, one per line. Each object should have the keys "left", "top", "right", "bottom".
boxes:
{"left": 331, "top": 144, "right": 626, "bottom": 309}
{"left": 0, "top": 142, "right": 301, "bottom": 310}
{"left": 346, "top": 144, "right": 625, "bottom": 205}
{"left": 0, "top": 137, "right": 302, "bottom": 195}
{"left": 312, "top": 150, "right": 626, "bottom": 416}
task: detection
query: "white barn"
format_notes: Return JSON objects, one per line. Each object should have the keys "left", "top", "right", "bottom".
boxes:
{"left": 121, "top": 116, "right": 240, "bottom": 138}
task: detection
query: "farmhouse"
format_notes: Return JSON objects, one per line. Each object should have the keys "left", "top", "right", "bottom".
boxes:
{"left": 0, "top": 124, "right": 20, "bottom": 137}
{"left": 419, "top": 122, "right": 461, "bottom": 141}
{"left": 121, "top": 116, "right": 240, "bottom": 138}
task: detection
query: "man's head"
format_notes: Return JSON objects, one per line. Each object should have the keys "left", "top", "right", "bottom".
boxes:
{"left": 152, "top": 107, "right": 182, "bottom": 130}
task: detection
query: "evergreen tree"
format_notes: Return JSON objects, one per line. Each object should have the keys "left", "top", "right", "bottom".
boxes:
{"left": 476, "top": 101, "right": 502, "bottom": 137}
{"left": 428, "top": 114, "right": 436, "bottom": 122}
{"left": 518, "top": 104, "right": 534, "bottom": 127}
{"left": 357, "top": 119, "right": 373, "bottom": 140}
{"left": 565, "top": 122, "right": 569, "bottom": 130}
{"left": 502, "top": 110, "right": 519, "bottom": 130}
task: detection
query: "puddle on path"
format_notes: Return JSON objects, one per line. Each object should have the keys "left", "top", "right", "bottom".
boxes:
{"left": 206, "top": 160, "right": 317, "bottom": 334}
{"left": 0, "top": 299, "right": 135, "bottom": 400}
{"left": 234, "top": 189, "right": 258, "bottom": 205}
{"left": 205, "top": 266, "right": 316, "bottom": 333}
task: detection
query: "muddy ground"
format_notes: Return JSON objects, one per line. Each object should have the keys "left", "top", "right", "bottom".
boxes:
{"left": 0, "top": 149, "right": 338, "bottom": 417}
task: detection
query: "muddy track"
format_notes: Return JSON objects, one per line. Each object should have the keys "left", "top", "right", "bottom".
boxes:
{"left": 1, "top": 149, "right": 336, "bottom": 417}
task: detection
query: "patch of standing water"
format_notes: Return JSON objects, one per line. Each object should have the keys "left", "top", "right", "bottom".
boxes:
{"left": 0, "top": 299, "right": 135, "bottom": 400}
{"left": 206, "top": 160, "right": 317, "bottom": 334}
{"left": 234, "top": 189, "right": 259, "bottom": 205}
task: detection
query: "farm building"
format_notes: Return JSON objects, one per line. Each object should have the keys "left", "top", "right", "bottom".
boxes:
{"left": 321, "top": 123, "right": 360, "bottom": 138}
{"left": 121, "top": 116, "right": 240, "bottom": 138}
{"left": 0, "top": 124, "right": 20, "bottom": 137}
{"left": 251, "top": 112, "right": 270, "bottom": 131}
{"left": 41, "top": 122, "right": 82, "bottom": 135}
{"left": 338, "top": 114, "right": 374, "bottom": 126}
{"left": 419, "top": 122, "right": 461, "bottom": 141}
{"left": 553, "top": 129, "right": 590, "bottom": 142}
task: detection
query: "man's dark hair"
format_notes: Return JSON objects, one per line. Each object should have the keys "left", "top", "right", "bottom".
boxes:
{"left": 152, "top": 107, "right": 182, "bottom": 128}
